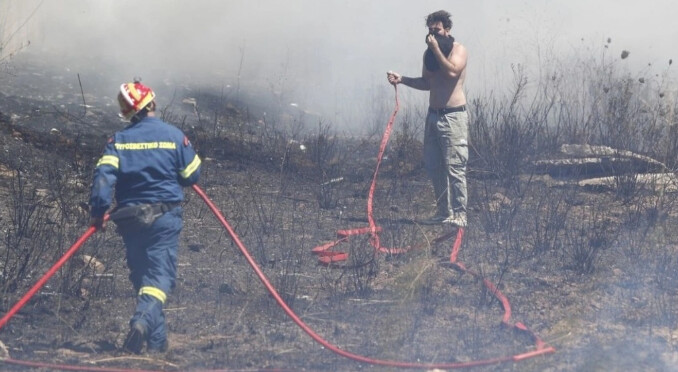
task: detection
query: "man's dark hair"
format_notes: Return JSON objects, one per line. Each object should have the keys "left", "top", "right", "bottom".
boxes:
{"left": 426, "top": 10, "right": 452, "bottom": 30}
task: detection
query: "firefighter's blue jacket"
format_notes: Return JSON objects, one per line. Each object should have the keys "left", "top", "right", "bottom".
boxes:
{"left": 89, "top": 116, "right": 201, "bottom": 217}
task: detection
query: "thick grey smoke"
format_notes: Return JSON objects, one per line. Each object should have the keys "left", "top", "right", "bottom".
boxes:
{"left": 2, "top": 0, "right": 677, "bottom": 130}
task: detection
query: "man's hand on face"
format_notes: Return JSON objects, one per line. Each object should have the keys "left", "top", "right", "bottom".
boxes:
{"left": 426, "top": 34, "right": 440, "bottom": 51}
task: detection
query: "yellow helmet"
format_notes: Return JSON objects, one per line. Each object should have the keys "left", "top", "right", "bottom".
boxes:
{"left": 117, "top": 80, "right": 156, "bottom": 120}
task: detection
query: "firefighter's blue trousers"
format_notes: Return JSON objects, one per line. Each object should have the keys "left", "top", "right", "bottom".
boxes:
{"left": 119, "top": 206, "right": 182, "bottom": 350}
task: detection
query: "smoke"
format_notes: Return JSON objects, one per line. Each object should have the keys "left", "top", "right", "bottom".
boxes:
{"left": 3, "top": 0, "right": 677, "bottom": 129}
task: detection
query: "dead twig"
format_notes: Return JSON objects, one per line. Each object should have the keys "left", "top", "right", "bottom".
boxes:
{"left": 89, "top": 355, "right": 179, "bottom": 368}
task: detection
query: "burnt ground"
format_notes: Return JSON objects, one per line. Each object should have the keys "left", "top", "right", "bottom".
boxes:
{"left": 1, "top": 55, "right": 678, "bottom": 372}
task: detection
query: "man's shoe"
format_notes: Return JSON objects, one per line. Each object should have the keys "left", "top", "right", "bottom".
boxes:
{"left": 419, "top": 214, "right": 451, "bottom": 225}
{"left": 444, "top": 213, "right": 467, "bottom": 228}
{"left": 123, "top": 322, "right": 147, "bottom": 354}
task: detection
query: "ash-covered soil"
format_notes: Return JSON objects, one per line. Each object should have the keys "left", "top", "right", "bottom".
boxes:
{"left": 1, "top": 54, "right": 678, "bottom": 372}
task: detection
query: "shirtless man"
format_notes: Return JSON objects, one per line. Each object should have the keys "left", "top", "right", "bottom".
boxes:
{"left": 387, "top": 10, "right": 468, "bottom": 227}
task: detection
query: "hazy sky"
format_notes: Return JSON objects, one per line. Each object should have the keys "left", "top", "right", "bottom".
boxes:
{"left": 3, "top": 0, "right": 677, "bottom": 127}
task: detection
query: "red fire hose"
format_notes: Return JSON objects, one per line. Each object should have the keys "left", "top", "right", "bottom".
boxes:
{"left": 0, "top": 183, "right": 554, "bottom": 371}
{"left": 0, "top": 216, "right": 108, "bottom": 331}
{"left": 192, "top": 184, "right": 555, "bottom": 369}
{"left": 0, "top": 87, "right": 555, "bottom": 370}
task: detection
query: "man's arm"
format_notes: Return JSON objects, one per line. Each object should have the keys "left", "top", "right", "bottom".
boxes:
{"left": 88, "top": 140, "right": 119, "bottom": 230}
{"left": 430, "top": 40, "right": 467, "bottom": 79}
{"left": 386, "top": 55, "right": 431, "bottom": 91}
{"left": 177, "top": 134, "right": 201, "bottom": 187}
{"left": 401, "top": 73, "right": 430, "bottom": 91}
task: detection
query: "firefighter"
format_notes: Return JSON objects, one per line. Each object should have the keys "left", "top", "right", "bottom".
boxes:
{"left": 88, "top": 79, "right": 201, "bottom": 354}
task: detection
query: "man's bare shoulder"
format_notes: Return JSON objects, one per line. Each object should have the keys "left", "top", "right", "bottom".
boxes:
{"left": 453, "top": 41, "right": 467, "bottom": 52}
{"left": 451, "top": 41, "right": 468, "bottom": 60}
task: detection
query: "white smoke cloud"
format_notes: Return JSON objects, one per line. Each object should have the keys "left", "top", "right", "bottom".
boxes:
{"left": 3, "top": 0, "right": 677, "bottom": 129}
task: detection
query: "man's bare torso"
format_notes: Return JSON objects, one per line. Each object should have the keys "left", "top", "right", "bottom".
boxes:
{"left": 423, "top": 41, "right": 467, "bottom": 109}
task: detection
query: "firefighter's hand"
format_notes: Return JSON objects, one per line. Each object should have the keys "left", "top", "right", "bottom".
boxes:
{"left": 89, "top": 216, "right": 106, "bottom": 231}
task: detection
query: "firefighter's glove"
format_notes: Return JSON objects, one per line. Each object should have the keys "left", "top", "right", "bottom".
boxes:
{"left": 89, "top": 216, "right": 106, "bottom": 231}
